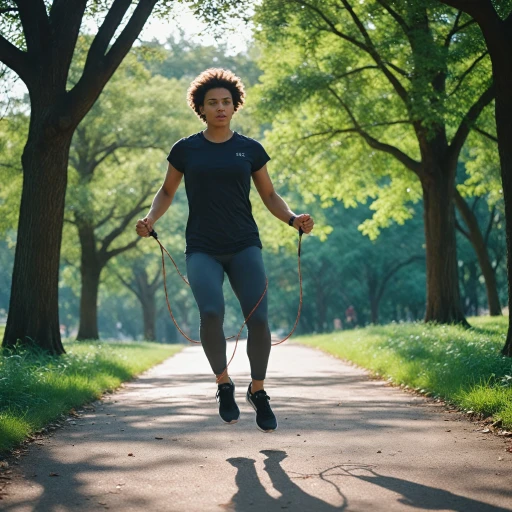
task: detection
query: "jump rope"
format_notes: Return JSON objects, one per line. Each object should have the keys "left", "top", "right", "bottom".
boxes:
{"left": 148, "top": 226, "right": 304, "bottom": 383}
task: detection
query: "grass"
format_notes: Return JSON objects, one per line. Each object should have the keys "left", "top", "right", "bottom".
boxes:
{"left": 296, "top": 316, "right": 512, "bottom": 428}
{"left": 0, "top": 339, "right": 182, "bottom": 453}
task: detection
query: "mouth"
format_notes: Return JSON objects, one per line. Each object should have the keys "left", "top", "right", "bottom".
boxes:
{"left": 216, "top": 115, "right": 227, "bottom": 119}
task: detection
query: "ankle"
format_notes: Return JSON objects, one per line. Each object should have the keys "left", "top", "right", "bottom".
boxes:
{"left": 251, "top": 380, "right": 264, "bottom": 394}
{"left": 217, "top": 375, "right": 231, "bottom": 385}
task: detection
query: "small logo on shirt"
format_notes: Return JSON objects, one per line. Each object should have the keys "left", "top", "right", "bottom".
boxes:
{"left": 236, "top": 152, "right": 245, "bottom": 157}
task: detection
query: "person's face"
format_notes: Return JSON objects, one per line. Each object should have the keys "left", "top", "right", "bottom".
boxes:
{"left": 200, "top": 88, "right": 235, "bottom": 127}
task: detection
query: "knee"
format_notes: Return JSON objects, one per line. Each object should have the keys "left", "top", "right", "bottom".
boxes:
{"left": 200, "top": 306, "right": 224, "bottom": 325}
{"left": 247, "top": 309, "right": 268, "bottom": 329}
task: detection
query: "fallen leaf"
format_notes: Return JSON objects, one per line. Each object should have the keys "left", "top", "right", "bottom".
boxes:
{"left": 506, "top": 447, "right": 512, "bottom": 453}
{"left": 128, "top": 453, "right": 134, "bottom": 457}
{"left": 49, "top": 473, "right": 59, "bottom": 477}
{"left": 445, "top": 429, "right": 451, "bottom": 432}
{"left": 481, "top": 428, "right": 491, "bottom": 433}
{"left": 377, "top": 450, "right": 382, "bottom": 453}
{"left": 155, "top": 437, "right": 163, "bottom": 440}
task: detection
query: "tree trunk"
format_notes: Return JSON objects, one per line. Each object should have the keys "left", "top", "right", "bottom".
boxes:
{"left": 422, "top": 162, "right": 468, "bottom": 325}
{"left": 142, "top": 293, "right": 157, "bottom": 341}
{"left": 2, "top": 112, "right": 71, "bottom": 354}
{"left": 489, "top": 35, "right": 512, "bottom": 355}
{"left": 134, "top": 267, "right": 158, "bottom": 341}
{"left": 370, "top": 299, "right": 379, "bottom": 325}
{"left": 454, "top": 190, "right": 502, "bottom": 315}
{"left": 76, "top": 222, "right": 102, "bottom": 340}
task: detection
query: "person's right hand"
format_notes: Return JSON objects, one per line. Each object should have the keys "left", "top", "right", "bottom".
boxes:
{"left": 135, "top": 217, "right": 154, "bottom": 238}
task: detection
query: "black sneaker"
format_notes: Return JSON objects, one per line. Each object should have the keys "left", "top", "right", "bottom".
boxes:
{"left": 246, "top": 384, "right": 278, "bottom": 432}
{"left": 216, "top": 379, "right": 240, "bottom": 424}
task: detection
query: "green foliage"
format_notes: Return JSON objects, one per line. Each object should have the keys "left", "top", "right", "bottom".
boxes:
{"left": 142, "top": 34, "right": 262, "bottom": 86}
{"left": 0, "top": 340, "right": 183, "bottom": 453}
{"left": 252, "top": 0, "right": 493, "bottom": 235}
{"left": 298, "top": 316, "right": 512, "bottom": 427}
{"left": 0, "top": 108, "right": 26, "bottom": 235}
{"left": 492, "top": 0, "right": 512, "bottom": 19}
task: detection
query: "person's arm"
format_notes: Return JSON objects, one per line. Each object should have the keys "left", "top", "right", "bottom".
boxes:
{"left": 252, "top": 164, "right": 314, "bottom": 234}
{"left": 135, "top": 163, "right": 183, "bottom": 237}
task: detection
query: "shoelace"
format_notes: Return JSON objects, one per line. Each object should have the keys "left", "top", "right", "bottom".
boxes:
{"left": 216, "top": 384, "right": 234, "bottom": 403}
{"left": 252, "top": 391, "right": 273, "bottom": 417}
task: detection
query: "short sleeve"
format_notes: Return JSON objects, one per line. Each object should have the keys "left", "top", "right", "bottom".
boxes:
{"left": 167, "top": 140, "right": 185, "bottom": 173}
{"left": 251, "top": 141, "right": 271, "bottom": 173}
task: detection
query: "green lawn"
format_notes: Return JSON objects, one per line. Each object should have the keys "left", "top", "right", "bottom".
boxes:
{"left": 296, "top": 316, "right": 512, "bottom": 428}
{"left": 0, "top": 339, "right": 182, "bottom": 453}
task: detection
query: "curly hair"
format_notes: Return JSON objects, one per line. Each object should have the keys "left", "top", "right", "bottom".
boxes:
{"left": 187, "top": 68, "right": 246, "bottom": 123}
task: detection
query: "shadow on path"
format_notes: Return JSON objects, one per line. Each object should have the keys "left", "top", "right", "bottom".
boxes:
{"left": 225, "top": 452, "right": 511, "bottom": 512}
{"left": 224, "top": 450, "right": 347, "bottom": 511}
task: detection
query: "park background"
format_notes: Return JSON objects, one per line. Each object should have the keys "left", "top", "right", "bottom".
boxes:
{"left": 1, "top": 0, "right": 512, "bottom": 451}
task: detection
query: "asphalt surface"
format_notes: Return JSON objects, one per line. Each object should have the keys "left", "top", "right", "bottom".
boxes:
{"left": 2, "top": 341, "right": 512, "bottom": 511}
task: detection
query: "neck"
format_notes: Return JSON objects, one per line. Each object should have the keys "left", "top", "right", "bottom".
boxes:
{"left": 203, "top": 125, "right": 233, "bottom": 143}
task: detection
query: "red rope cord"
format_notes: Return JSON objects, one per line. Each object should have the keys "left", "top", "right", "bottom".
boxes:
{"left": 153, "top": 232, "right": 303, "bottom": 383}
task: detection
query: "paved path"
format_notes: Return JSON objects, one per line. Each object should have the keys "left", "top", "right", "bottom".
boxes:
{"left": 2, "top": 342, "right": 512, "bottom": 511}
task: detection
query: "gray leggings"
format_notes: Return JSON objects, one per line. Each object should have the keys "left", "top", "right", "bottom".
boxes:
{"left": 185, "top": 245, "right": 271, "bottom": 380}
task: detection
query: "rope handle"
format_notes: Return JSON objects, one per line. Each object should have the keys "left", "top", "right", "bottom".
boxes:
{"left": 149, "top": 227, "right": 304, "bottom": 383}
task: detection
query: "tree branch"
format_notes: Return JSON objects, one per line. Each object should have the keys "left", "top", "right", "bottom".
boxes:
{"left": 377, "top": 255, "right": 424, "bottom": 301}
{"left": 339, "top": 0, "right": 410, "bottom": 105}
{"left": 437, "top": 0, "right": 498, "bottom": 23}
{"left": 95, "top": 205, "right": 117, "bottom": 230}
{"left": 0, "top": 33, "right": 31, "bottom": 84}
{"left": 86, "top": 0, "right": 132, "bottom": 63}
{"left": 105, "top": 237, "right": 141, "bottom": 261}
{"left": 455, "top": 217, "right": 471, "bottom": 240}
{"left": 449, "top": 51, "right": 489, "bottom": 96}
{"left": 328, "top": 87, "right": 422, "bottom": 176}
{"left": 67, "top": 0, "right": 158, "bottom": 125}
{"left": 448, "top": 83, "right": 495, "bottom": 165}
{"left": 375, "top": 0, "right": 409, "bottom": 34}
{"left": 444, "top": 11, "right": 478, "bottom": 47}
{"left": 473, "top": 125, "right": 497, "bottom": 143}
{"left": 98, "top": 191, "right": 150, "bottom": 260}
{"left": 48, "top": 0, "right": 88, "bottom": 84}
{"left": 484, "top": 205, "right": 496, "bottom": 245}
{"left": 110, "top": 265, "right": 143, "bottom": 301}
{"left": 14, "top": 0, "right": 50, "bottom": 57}
{"left": 332, "top": 65, "right": 379, "bottom": 80}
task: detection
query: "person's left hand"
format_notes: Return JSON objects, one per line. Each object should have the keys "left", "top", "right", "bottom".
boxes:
{"left": 294, "top": 213, "right": 314, "bottom": 234}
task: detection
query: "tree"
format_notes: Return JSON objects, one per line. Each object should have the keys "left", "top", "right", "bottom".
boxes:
{"left": 253, "top": 0, "right": 494, "bottom": 325}
{"left": 434, "top": 0, "right": 512, "bottom": 353}
{"left": 0, "top": 0, "right": 236, "bottom": 354}
{"left": 64, "top": 50, "right": 199, "bottom": 340}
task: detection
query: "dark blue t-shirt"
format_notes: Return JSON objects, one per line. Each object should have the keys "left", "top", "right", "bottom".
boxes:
{"left": 167, "top": 131, "right": 271, "bottom": 255}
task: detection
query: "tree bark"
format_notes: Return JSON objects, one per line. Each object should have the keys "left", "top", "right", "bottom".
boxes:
{"left": 422, "top": 158, "right": 468, "bottom": 324}
{"left": 454, "top": 190, "right": 502, "bottom": 315}
{"left": 2, "top": 109, "right": 72, "bottom": 353}
{"left": 76, "top": 222, "right": 102, "bottom": 340}
{"left": 490, "top": 37, "right": 512, "bottom": 355}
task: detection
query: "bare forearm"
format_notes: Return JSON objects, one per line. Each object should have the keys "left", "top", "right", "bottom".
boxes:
{"left": 146, "top": 187, "right": 173, "bottom": 223}
{"left": 264, "top": 192, "right": 295, "bottom": 223}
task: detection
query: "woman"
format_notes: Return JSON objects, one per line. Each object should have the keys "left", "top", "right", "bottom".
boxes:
{"left": 135, "top": 68, "right": 314, "bottom": 433}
